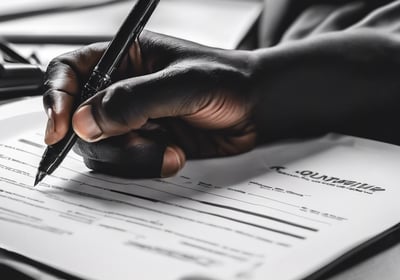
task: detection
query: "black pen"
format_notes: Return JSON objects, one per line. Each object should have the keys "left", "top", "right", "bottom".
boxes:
{"left": 34, "top": 0, "right": 160, "bottom": 186}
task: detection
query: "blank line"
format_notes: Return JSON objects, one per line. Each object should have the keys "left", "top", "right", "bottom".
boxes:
{"left": 18, "top": 139, "right": 45, "bottom": 149}
{"left": 159, "top": 180, "right": 330, "bottom": 226}
{"left": 247, "top": 193, "right": 300, "bottom": 208}
{"left": 111, "top": 189, "right": 306, "bottom": 239}
{"left": 111, "top": 189, "right": 160, "bottom": 203}
{"left": 92, "top": 179, "right": 319, "bottom": 232}
{"left": 199, "top": 200, "right": 317, "bottom": 232}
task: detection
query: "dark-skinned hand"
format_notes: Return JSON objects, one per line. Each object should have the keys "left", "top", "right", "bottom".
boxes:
{"left": 43, "top": 29, "right": 400, "bottom": 178}
{"left": 43, "top": 31, "right": 257, "bottom": 178}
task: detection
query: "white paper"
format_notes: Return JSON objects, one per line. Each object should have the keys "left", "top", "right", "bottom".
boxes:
{"left": 0, "top": 97, "right": 399, "bottom": 280}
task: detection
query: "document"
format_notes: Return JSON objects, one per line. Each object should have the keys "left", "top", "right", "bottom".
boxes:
{"left": 0, "top": 97, "right": 399, "bottom": 280}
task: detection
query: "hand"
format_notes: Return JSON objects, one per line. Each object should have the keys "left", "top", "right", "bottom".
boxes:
{"left": 44, "top": 29, "right": 400, "bottom": 179}
{"left": 43, "top": 31, "right": 257, "bottom": 178}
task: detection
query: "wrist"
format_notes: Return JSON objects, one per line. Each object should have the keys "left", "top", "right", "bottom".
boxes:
{"left": 246, "top": 47, "right": 309, "bottom": 144}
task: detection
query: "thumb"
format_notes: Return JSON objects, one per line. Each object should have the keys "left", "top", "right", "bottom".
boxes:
{"left": 72, "top": 66, "right": 211, "bottom": 142}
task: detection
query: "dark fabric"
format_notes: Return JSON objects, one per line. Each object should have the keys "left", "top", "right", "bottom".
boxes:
{"left": 259, "top": 0, "right": 400, "bottom": 47}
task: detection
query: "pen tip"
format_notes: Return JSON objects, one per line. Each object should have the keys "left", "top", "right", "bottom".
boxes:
{"left": 34, "top": 171, "right": 46, "bottom": 187}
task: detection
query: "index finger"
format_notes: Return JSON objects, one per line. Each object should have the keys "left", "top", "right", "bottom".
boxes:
{"left": 43, "top": 43, "right": 107, "bottom": 145}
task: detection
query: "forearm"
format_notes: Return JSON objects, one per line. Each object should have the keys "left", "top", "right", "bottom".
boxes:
{"left": 249, "top": 29, "right": 400, "bottom": 144}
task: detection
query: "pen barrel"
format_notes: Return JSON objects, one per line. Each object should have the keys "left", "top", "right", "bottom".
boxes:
{"left": 35, "top": 0, "right": 160, "bottom": 182}
{"left": 81, "top": 0, "right": 160, "bottom": 101}
{"left": 96, "top": 0, "right": 160, "bottom": 76}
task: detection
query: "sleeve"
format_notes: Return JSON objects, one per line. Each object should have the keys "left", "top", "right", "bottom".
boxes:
{"left": 259, "top": 0, "right": 399, "bottom": 47}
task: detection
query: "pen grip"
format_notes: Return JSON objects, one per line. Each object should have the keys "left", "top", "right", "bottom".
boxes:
{"left": 40, "top": 69, "right": 111, "bottom": 176}
{"left": 80, "top": 69, "right": 112, "bottom": 102}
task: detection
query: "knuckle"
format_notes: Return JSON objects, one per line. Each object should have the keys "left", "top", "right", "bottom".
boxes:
{"left": 47, "top": 50, "right": 79, "bottom": 74}
{"left": 42, "top": 89, "right": 55, "bottom": 108}
{"left": 43, "top": 59, "right": 64, "bottom": 85}
{"left": 101, "top": 85, "right": 131, "bottom": 115}
{"left": 46, "top": 57, "right": 63, "bottom": 73}
{"left": 100, "top": 85, "right": 144, "bottom": 127}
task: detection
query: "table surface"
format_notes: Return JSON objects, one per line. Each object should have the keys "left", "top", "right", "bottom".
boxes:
{"left": 328, "top": 243, "right": 400, "bottom": 280}
{"left": 0, "top": 1, "right": 399, "bottom": 279}
{"left": 8, "top": 0, "right": 263, "bottom": 68}
{"left": 0, "top": 0, "right": 262, "bottom": 50}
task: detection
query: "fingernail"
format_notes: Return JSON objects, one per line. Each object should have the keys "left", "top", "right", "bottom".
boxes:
{"left": 73, "top": 105, "right": 103, "bottom": 141}
{"left": 161, "top": 147, "right": 182, "bottom": 178}
{"left": 45, "top": 108, "right": 55, "bottom": 141}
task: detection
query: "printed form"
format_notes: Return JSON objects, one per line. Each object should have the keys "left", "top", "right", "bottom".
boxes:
{"left": 0, "top": 98, "right": 399, "bottom": 280}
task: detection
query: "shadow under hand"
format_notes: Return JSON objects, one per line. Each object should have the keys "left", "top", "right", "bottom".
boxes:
{"left": 44, "top": 134, "right": 355, "bottom": 209}
{"left": 183, "top": 134, "right": 354, "bottom": 188}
